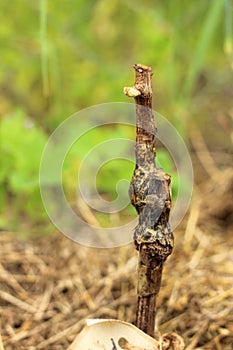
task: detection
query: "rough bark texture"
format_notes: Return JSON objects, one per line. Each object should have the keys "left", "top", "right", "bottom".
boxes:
{"left": 124, "top": 64, "right": 174, "bottom": 337}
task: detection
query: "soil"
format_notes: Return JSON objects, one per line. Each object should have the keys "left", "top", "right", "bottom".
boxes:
{"left": 0, "top": 155, "right": 233, "bottom": 350}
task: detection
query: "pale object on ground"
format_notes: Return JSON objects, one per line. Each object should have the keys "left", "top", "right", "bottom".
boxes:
{"left": 67, "top": 319, "right": 185, "bottom": 350}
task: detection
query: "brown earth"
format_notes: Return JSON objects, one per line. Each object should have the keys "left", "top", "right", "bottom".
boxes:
{"left": 0, "top": 151, "right": 233, "bottom": 349}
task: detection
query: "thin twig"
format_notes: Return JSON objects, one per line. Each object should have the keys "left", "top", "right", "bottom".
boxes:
{"left": 0, "top": 290, "right": 37, "bottom": 314}
{"left": 124, "top": 64, "right": 173, "bottom": 337}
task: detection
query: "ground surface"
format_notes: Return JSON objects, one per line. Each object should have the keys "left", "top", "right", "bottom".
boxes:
{"left": 1, "top": 163, "right": 233, "bottom": 350}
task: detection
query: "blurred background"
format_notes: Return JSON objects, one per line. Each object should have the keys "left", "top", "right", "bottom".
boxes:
{"left": 0, "top": 0, "right": 232, "bottom": 235}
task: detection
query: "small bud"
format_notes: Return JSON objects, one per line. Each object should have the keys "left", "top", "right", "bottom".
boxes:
{"left": 123, "top": 86, "right": 141, "bottom": 97}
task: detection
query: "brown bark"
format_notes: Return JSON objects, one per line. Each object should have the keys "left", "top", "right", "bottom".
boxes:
{"left": 124, "top": 64, "right": 174, "bottom": 337}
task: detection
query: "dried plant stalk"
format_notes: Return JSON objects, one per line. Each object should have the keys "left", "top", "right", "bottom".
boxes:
{"left": 124, "top": 64, "right": 174, "bottom": 337}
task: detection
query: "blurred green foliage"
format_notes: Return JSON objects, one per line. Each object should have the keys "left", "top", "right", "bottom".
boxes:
{"left": 0, "top": 0, "right": 232, "bottom": 233}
